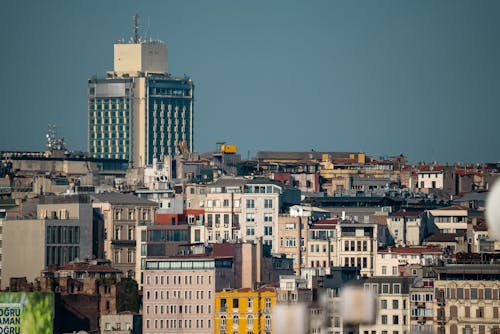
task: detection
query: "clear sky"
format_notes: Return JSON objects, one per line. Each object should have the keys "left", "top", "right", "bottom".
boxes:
{"left": 0, "top": 0, "right": 499, "bottom": 163}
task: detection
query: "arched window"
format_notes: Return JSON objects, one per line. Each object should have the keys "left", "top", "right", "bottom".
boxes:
{"left": 247, "top": 315, "right": 253, "bottom": 326}
{"left": 233, "top": 315, "right": 239, "bottom": 326}
{"left": 265, "top": 315, "right": 271, "bottom": 328}
{"left": 220, "top": 315, "right": 226, "bottom": 327}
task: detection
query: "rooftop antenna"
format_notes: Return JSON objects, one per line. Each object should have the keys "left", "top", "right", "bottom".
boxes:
{"left": 133, "top": 14, "right": 139, "bottom": 43}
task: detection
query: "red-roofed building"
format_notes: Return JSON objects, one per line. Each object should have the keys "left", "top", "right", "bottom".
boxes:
{"left": 375, "top": 246, "right": 443, "bottom": 276}
{"left": 417, "top": 165, "right": 456, "bottom": 195}
{"left": 423, "top": 233, "right": 468, "bottom": 254}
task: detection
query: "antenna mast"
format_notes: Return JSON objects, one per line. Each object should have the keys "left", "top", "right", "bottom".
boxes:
{"left": 133, "top": 14, "right": 139, "bottom": 43}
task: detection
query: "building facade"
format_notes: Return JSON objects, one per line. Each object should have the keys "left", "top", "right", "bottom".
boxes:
{"left": 142, "top": 257, "right": 215, "bottom": 333}
{"left": 2, "top": 195, "right": 94, "bottom": 289}
{"left": 88, "top": 26, "right": 194, "bottom": 167}
{"left": 214, "top": 287, "right": 276, "bottom": 334}
{"left": 91, "top": 193, "right": 157, "bottom": 281}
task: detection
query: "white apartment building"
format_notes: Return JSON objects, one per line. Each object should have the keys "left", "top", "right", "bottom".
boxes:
{"left": 418, "top": 170, "right": 444, "bottom": 189}
{"left": 386, "top": 211, "right": 426, "bottom": 246}
{"left": 205, "top": 177, "right": 246, "bottom": 243}
{"left": 360, "top": 277, "right": 414, "bottom": 334}
{"left": 142, "top": 257, "right": 215, "bottom": 334}
{"left": 427, "top": 206, "right": 468, "bottom": 234}
{"left": 375, "top": 246, "right": 443, "bottom": 277}
{"left": 240, "top": 179, "right": 282, "bottom": 252}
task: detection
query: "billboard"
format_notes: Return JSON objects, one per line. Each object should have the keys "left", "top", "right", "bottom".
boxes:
{"left": 0, "top": 292, "right": 54, "bottom": 334}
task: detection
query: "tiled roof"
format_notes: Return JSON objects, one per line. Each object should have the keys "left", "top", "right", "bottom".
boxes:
{"left": 425, "top": 233, "right": 460, "bottom": 242}
{"left": 378, "top": 246, "right": 442, "bottom": 254}
{"left": 437, "top": 205, "right": 468, "bottom": 211}
{"left": 389, "top": 210, "right": 423, "bottom": 218}
{"left": 212, "top": 243, "right": 234, "bottom": 258}
{"left": 417, "top": 165, "right": 447, "bottom": 172}
{"left": 56, "top": 264, "right": 121, "bottom": 273}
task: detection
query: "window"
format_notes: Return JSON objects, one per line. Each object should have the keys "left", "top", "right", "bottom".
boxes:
{"left": 381, "top": 299, "right": 387, "bottom": 309}
{"left": 285, "top": 238, "right": 297, "bottom": 247}
{"left": 382, "top": 284, "right": 389, "bottom": 294}
{"left": 248, "top": 315, "right": 254, "bottom": 326}
{"left": 265, "top": 298, "right": 271, "bottom": 309}
{"left": 392, "top": 266, "right": 398, "bottom": 275}
{"left": 224, "top": 214, "right": 230, "bottom": 226}
{"left": 265, "top": 315, "right": 271, "bottom": 328}
{"left": 264, "top": 199, "right": 273, "bottom": 208}
{"left": 223, "top": 199, "right": 229, "bottom": 207}
{"left": 233, "top": 315, "right": 239, "bottom": 326}
{"left": 246, "top": 227, "right": 255, "bottom": 236}
{"left": 248, "top": 298, "right": 253, "bottom": 309}
{"left": 246, "top": 199, "right": 255, "bottom": 208}
{"left": 381, "top": 315, "right": 388, "bottom": 324}
{"left": 392, "top": 300, "right": 399, "bottom": 309}
{"left": 264, "top": 226, "right": 273, "bottom": 236}
{"left": 393, "top": 315, "right": 399, "bottom": 325}
{"left": 264, "top": 213, "right": 273, "bottom": 222}
{"left": 246, "top": 213, "right": 255, "bottom": 222}
{"left": 393, "top": 284, "right": 400, "bottom": 294}
{"left": 220, "top": 315, "right": 226, "bottom": 327}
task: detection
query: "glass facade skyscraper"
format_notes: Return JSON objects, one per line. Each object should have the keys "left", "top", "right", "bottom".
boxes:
{"left": 88, "top": 31, "right": 194, "bottom": 167}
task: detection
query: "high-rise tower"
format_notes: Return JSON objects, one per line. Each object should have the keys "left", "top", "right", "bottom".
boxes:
{"left": 88, "top": 15, "right": 194, "bottom": 167}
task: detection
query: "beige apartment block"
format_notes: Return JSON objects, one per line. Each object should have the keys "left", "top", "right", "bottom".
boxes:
{"left": 277, "top": 215, "right": 303, "bottom": 273}
{"left": 434, "top": 264, "right": 500, "bottom": 334}
{"left": 360, "top": 277, "right": 414, "bottom": 334}
{"left": 303, "top": 218, "right": 337, "bottom": 270}
{"left": 2, "top": 195, "right": 93, "bottom": 289}
{"left": 184, "top": 183, "right": 208, "bottom": 210}
{"left": 337, "top": 222, "right": 377, "bottom": 277}
{"left": 386, "top": 210, "right": 426, "bottom": 246}
{"left": 91, "top": 193, "right": 157, "bottom": 280}
{"left": 142, "top": 257, "right": 215, "bottom": 334}
{"left": 240, "top": 179, "right": 282, "bottom": 252}
{"left": 205, "top": 178, "right": 246, "bottom": 243}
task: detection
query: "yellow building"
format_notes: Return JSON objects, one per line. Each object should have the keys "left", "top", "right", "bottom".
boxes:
{"left": 214, "top": 287, "right": 276, "bottom": 334}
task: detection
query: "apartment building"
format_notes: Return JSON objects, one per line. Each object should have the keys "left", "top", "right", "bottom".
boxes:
{"left": 142, "top": 256, "right": 215, "bottom": 333}
{"left": 386, "top": 210, "right": 426, "bottom": 246}
{"left": 409, "top": 276, "right": 436, "bottom": 334}
{"left": 214, "top": 287, "right": 276, "bottom": 334}
{"left": 427, "top": 206, "right": 468, "bottom": 234}
{"left": 434, "top": 264, "right": 500, "bottom": 334}
{"left": 359, "top": 277, "right": 414, "bottom": 334}
{"left": 2, "top": 194, "right": 94, "bottom": 289}
{"left": 337, "top": 223, "right": 377, "bottom": 277}
{"left": 304, "top": 218, "right": 338, "bottom": 269}
{"left": 276, "top": 215, "right": 303, "bottom": 273}
{"left": 91, "top": 193, "right": 157, "bottom": 280}
{"left": 205, "top": 177, "right": 246, "bottom": 243}
{"left": 240, "top": 179, "right": 283, "bottom": 252}
{"left": 375, "top": 246, "right": 443, "bottom": 277}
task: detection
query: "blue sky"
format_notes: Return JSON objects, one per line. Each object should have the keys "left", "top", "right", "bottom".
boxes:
{"left": 0, "top": 0, "right": 499, "bottom": 163}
